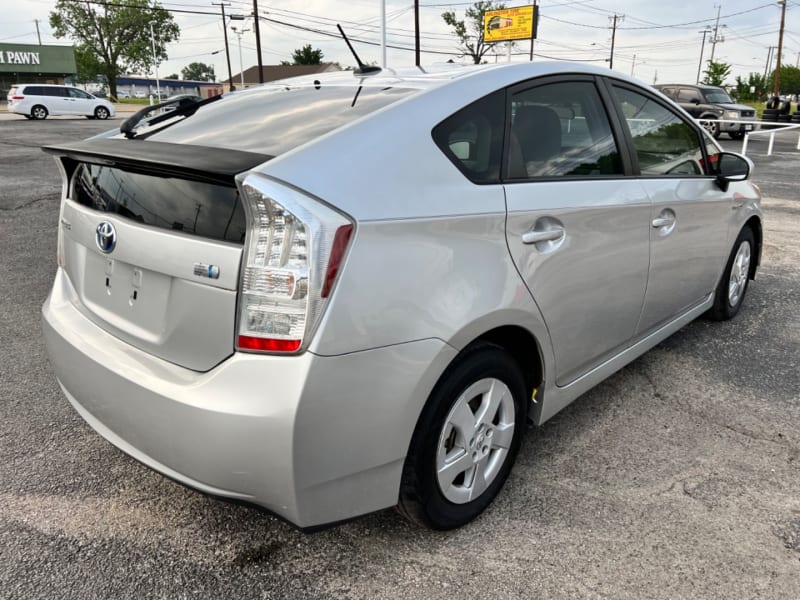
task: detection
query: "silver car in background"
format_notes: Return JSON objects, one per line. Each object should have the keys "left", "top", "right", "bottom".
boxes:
{"left": 42, "top": 63, "right": 762, "bottom": 530}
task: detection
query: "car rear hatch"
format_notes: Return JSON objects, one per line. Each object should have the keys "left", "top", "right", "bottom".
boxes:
{"left": 43, "top": 138, "right": 271, "bottom": 371}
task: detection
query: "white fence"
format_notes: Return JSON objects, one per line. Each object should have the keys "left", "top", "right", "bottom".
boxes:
{"left": 695, "top": 118, "right": 800, "bottom": 156}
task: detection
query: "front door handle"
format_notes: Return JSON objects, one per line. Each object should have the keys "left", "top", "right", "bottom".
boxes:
{"left": 522, "top": 227, "right": 565, "bottom": 244}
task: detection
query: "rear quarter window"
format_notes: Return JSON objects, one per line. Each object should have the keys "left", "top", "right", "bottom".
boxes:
{"left": 431, "top": 90, "right": 505, "bottom": 184}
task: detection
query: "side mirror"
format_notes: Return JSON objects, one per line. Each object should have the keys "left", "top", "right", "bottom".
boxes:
{"left": 691, "top": 98, "right": 701, "bottom": 104}
{"left": 714, "top": 152, "right": 751, "bottom": 192}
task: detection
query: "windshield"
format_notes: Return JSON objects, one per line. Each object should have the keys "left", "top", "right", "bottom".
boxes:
{"left": 148, "top": 83, "right": 419, "bottom": 155}
{"left": 704, "top": 89, "right": 734, "bottom": 103}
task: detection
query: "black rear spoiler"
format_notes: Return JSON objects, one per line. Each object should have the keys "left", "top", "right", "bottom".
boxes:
{"left": 43, "top": 138, "right": 272, "bottom": 187}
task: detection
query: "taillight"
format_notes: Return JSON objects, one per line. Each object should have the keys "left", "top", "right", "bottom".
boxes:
{"left": 236, "top": 174, "right": 354, "bottom": 354}
{"left": 11, "top": 95, "right": 24, "bottom": 100}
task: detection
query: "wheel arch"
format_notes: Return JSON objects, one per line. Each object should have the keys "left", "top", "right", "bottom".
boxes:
{"left": 744, "top": 215, "right": 762, "bottom": 279}
{"left": 463, "top": 325, "right": 545, "bottom": 406}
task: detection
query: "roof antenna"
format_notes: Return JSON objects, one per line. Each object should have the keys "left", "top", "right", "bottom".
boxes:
{"left": 337, "top": 24, "right": 382, "bottom": 75}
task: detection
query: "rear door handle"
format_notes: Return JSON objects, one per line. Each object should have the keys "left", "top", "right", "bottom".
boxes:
{"left": 651, "top": 217, "right": 674, "bottom": 228}
{"left": 522, "top": 227, "right": 565, "bottom": 244}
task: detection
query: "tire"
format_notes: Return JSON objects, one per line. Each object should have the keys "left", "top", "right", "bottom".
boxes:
{"left": 728, "top": 131, "right": 746, "bottom": 140}
{"left": 94, "top": 106, "right": 110, "bottom": 120}
{"left": 31, "top": 105, "right": 48, "bottom": 120}
{"left": 700, "top": 117, "right": 721, "bottom": 139}
{"left": 397, "top": 344, "right": 528, "bottom": 529}
{"left": 707, "top": 227, "right": 755, "bottom": 321}
{"left": 762, "top": 108, "right": 779, "bottom": 116}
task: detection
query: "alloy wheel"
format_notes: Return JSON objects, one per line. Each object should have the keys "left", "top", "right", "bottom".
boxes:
{"left": 728, "top": 240, "right": 751, "bottom": 307}
{"left": 436, "top": 377, "right": 515, "bottom": 504}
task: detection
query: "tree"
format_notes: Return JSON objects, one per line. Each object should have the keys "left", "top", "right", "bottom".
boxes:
{"left": 50, "top": 0, "right": 179, "bottom": 99}
{"left": 767, "top": 65, "right": 800, "bottom": 96}
{"left": 165, "top": 73, "right": 179, "bottom": 80}
{"left": 735, "top": 72, "right": 766, "bottom": 101}
{"left": 181, "top": 62, "right": 215, "bottom": 81}
{"left": 442, "top": 1, "right": 505, "bottom": 64}
{"left": 702, "top": 60, "right": 731, "bottom": 87}
{"left": 72, "top": 44, "right": 104, "bottom": 85}
{"left": 283, "top": 45, "right": 324, "bottom": 65}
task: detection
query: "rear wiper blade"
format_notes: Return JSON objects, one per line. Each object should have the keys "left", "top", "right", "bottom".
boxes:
{"left": 120, "top": 94, "right": 223, "bottom": 139}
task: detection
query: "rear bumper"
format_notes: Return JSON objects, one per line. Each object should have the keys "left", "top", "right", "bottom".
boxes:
{"left": 42, "top": 268, "right": 455, "bottom": 528}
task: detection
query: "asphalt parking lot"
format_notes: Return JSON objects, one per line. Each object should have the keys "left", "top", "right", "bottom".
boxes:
{"left": 0, "top": 115, "right": 798, "bottom": 599}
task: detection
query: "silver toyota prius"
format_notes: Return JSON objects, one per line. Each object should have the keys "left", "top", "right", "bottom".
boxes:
{"left": 42, "top": 62, "right": 762, "bottom": 530}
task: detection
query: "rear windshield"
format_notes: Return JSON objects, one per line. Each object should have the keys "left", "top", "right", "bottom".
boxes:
{"left": 72, "top": 163, "right": 246, "bottom": 244}
{"left": 148, "top": 84, "right": 418, "bottom": 155}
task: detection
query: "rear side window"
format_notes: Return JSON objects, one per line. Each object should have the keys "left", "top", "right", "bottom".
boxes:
{"left": 44, "top": 87, "right": 67, "bottom": 97}
{"left": 507, "top": 81, "right": 623, "bottom": 179}
{"left": 72, "top": 163, "right": 247, "bottom": 244}
{"left": 432, "top": 90, "right": 505, "bottom": 184}
{"left": 677, "top": 88, "right": 702, "bottom": 103}
{"left": 24, "top": 86, "right": 43, "bottom": 95}
{"left": 612, "top": 86, "right": 706, "bottom": 176}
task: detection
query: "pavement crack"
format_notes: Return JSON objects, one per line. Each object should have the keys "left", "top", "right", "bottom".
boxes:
{"left": 0, "top": 196, "right": 55, "bottom": 212}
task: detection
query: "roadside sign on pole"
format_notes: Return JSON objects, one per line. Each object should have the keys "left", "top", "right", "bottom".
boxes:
{"left": 484, "top": 6, "right": 536, "bottom": 43}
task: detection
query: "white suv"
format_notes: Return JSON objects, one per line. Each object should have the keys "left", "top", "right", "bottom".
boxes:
{"left": 7, "top": 84, "right": 115, "bottom": 120}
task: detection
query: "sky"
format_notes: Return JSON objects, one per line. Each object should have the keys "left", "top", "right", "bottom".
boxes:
{"left": 1, "top": 0, "right": 799, "bottom": 87}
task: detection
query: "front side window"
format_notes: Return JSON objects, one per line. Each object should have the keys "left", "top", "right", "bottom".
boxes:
{"left": 69, "top": 88, "right": 92, "bottom": 99}
{"left": 613, "top": 86, "right": 707, "bottom": 176}
{"left": 702, "top": 88, "right": 734, "bottom": 103}
{"left": 507, "top": 80, "right": 623, "bottom": 179}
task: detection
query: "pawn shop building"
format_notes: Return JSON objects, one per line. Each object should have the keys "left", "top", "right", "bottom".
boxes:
{"left": 0, "top": 43, "right": 77, "bottom": 97}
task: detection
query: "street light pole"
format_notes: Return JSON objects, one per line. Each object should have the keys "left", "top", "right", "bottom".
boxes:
{"left": 231, "top": 27, "right": 250, "bottom": 88}
{"left": 697, "top": 27, "right": 711, "bottom": 84}
{"left": 149, "top": 23, "right": 160, "bottom": 101}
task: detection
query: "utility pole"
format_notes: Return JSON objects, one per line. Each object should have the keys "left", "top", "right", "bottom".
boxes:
{"left": 34, "top": 19, "right": 42, "bottom": 45}
{"left": 380, "top": 0, "right": 387, "bottom": 67}
{"left": 630, "top": 54, "right": 636, "bottom": 76}
{"left": 529, "top": 1, "right": 538, "bottom": 61}
{"left": 697, "top": 27, "right": 712, "bottom": 84}
{"left": 774, "top": 0, "right": 787, "bottom": 96}
{"left": 414, "top": 0, "right": 420, "bottom": 67}
{"left": 709, "top": 4, "right": 725, "bottom": 63}
{"left": 252, "top": 0, "right": 264, "bottom": 83}
{"left": 608, "top": 15, "right": 623, "bottom": 70}
{"left": 212, "top": 2, "right": 235, "bottom": 90}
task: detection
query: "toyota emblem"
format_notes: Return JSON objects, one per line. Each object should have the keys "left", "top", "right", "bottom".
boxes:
{"left": 95, "top": 222, "right": 117, "bottom": 253}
